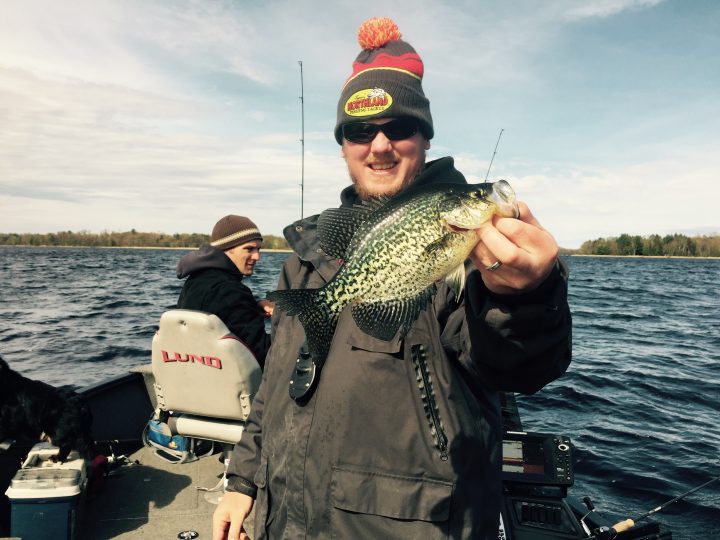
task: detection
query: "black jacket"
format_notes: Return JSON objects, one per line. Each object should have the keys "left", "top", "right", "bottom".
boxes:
{"left": 226, "top": 157, "right": 572, "bottom": 539}
{"left": 176, "top": 245, "right": 270, "bottom": 367}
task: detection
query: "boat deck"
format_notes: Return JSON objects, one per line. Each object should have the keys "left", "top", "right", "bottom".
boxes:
{"left": 83, "top": 444, "right": 255, "bottom": 539}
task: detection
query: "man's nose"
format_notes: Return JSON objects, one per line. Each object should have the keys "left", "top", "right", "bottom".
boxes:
{"left": 370, "top": 131, "right": 393, "bottom": 152}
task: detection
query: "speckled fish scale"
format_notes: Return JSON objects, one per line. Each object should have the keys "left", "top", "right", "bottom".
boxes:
{"left": 327, "top": 192, "right": 474, "bottom": 305}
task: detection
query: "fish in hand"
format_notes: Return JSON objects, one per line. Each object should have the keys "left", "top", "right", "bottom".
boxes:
{"left": 268, "top": 180, "right": 519, "bottom": 367}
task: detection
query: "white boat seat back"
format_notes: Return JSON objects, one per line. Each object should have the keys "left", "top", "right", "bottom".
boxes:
{"left": 151, "top": 309, "right": 262, "bottom": 421}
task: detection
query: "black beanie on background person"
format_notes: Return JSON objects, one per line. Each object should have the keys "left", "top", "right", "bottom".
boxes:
{"left": 334, "top": 17, "right": 434, "bottom": 144}
{"left": 210, "top": 215, "right": 262, "bottom": 251}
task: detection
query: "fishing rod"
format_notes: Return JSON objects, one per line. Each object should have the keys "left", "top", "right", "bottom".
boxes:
{"left": 298, "top": 60, "right": 305, "bottom": 220}
{"left": 587, "top": 475, "right": 720, "bottom": 539}
{"left": 484, "top": 128, "right": 504, "bottom": 181}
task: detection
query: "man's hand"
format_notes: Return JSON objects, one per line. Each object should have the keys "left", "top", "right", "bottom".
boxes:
{"left": 257, "top": 299, "right": 274, "bottom": 318}
{"left": 212, "top": 491, "right": 254, "bottom": 540}
{"left": 470, "top": 201, "right": 558, "bottom": 295}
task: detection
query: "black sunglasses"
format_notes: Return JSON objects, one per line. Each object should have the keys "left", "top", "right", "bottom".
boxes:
{"left": 341, "top": 118, "right": 419, "bottom": 144}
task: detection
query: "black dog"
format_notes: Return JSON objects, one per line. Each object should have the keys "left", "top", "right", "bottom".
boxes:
{"left": 0, "top": 355, "right": 95, "bottom": 462}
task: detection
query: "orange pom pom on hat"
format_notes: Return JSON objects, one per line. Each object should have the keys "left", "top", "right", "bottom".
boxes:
{"left": 334, "top": 17, "right": 433, "bottom": 144}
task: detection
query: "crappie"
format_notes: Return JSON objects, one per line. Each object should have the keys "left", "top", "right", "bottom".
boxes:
{"left": 268, "top": 180, "right": 518, "bottom": 366}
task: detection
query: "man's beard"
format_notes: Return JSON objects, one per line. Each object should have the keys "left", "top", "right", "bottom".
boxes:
{"left": 352, "top": 180, "right": 410, "bottom": 201}
{"left": 350, "top": 158, "right": 426, "bottom": 201}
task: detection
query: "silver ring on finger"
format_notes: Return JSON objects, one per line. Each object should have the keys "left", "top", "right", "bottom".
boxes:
{"left": 486, "top": 261, "right": 502, "bottom": 271}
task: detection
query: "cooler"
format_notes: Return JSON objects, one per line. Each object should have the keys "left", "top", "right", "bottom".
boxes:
{"left": 0, "top": 440, "right": 27, "bottom": 536}
{"left": 5, "top": 442, "right": 87, "bottom": 540}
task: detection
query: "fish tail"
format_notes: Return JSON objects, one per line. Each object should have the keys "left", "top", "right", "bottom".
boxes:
{"left": 267, "top": 288, "right": 339, "bottom": 366}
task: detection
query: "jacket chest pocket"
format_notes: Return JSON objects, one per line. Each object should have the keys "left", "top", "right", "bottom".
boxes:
{"left": 346, "top": 330, "right": 402, "bottom": 355}
{"left": 330, "top": 466, "right": 453, "bottom": 540}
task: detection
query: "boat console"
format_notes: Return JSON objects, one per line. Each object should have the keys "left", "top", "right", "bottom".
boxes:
{"left": 498, "top": 393, "right": 671, "bottom": 540}
{"left": 499, "top": 431, "right": 585, "bottom": 539}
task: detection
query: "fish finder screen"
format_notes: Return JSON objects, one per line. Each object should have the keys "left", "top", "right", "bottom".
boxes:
{"left": 502, "top": 439, "right": 546, "bottom": 476}
{"left": 501, "top": 432, "right": 573, "bottom": 486}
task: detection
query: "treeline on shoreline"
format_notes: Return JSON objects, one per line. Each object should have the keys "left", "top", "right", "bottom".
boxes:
{"left": 0, "top": 230, "right": 291, "bottom": 250}
{"left": 1, "top": 231, "right": 718, "bottom": 257}
{"left": 576, "top": 233, "right": 719, "bottom": 257}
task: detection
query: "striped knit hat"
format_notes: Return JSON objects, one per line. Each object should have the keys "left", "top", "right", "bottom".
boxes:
{"left": 210, "top": 215, "right": 262, "bottom": 251}
{"left": 334, "top": 17, "right": 433, "bottom": 144}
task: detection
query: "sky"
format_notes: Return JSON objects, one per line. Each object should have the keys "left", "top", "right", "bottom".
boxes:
{"left": 1, "top": 0, "right": 718, "bottom": 249}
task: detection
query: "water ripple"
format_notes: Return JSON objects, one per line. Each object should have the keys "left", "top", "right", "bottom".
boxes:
{"left": 0, "top": 248, "right": 718, "bottom": 537}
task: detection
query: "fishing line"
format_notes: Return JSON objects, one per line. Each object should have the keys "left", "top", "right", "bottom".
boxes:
{"left": 484, "top": 128, "right": 504, "bottom": 181}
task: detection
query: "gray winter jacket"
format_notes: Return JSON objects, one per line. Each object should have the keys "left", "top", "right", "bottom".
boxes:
{"left": 226, "top": 157, "right": 572, "bottom": 539}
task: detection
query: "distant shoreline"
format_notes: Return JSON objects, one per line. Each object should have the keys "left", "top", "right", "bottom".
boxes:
{"left": 566, "top": 253, "right": 719, "bottom": 260}
{"left": 3, "top": 245, "right": 717, "bottom": 259}
{"left": 0, "top": 244, "right": 294, "bottom": 253}
{"left": 5, "top": 232, "right": 717, "bottom": 257}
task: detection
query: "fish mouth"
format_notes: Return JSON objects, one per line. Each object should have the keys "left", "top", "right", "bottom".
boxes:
{"left": 490, "top": 180, "right": 519, "bottom": 218}
{"left": 446, "top": 223, "right": 473, "bottom": 234}
{"left": 442, "top": 180, "right": 519, "bottom": 232}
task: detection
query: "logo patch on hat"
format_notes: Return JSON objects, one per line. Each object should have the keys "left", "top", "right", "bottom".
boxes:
{"left": 344, "top": 88, "right": 393, "bottom": 117}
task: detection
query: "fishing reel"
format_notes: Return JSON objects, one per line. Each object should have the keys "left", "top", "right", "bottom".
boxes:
{"left": 582, "top": 474, "right": 720, "bottom": 540}
{"left": 588, "top": 523, "right": 669, "bottom": 540}
{"left": 581, "top": 497, "right": 670, "bottom": 540}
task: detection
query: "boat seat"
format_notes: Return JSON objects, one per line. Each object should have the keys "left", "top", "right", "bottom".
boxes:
{"left": 148, "top": 309, "right": 262, "bottom": 463}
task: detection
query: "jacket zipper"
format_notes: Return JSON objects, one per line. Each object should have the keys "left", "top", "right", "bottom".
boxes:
{"left": 411, "top": 344, "right": 449, "bottom": 461}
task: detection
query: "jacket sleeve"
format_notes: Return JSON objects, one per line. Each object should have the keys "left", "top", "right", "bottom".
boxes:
{"left": 224, "top": 258, "right": 299, "bottom": 497}
{"left": 224, "top": 363, "right": 266, "bottom": 497}
{"left": 212, "top": 283, "right": 271, "bottom": 368}
{"left": 440, "top": 258, "right": 572, "bottom": 394}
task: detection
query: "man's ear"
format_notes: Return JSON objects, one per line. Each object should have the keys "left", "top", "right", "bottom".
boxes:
{"left": 424, "top": 140, "right": 431, "bottom": 151}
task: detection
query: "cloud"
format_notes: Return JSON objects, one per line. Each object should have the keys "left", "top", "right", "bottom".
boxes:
{"left": 489, "top": 153, "right": 720, "bottom": 248}
{"left": 0, "top": 62, "right": 345, "bottom": 236}
{"left": 1, "top": 1, "right": 169, "bottom": 92}
{"left": 1, "top": 0, "right": 716, "bottom": 252}
{"left": 561, "top": 0, "right": 665, "bottom": 21}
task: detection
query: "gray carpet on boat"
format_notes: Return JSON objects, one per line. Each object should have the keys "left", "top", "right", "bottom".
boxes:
{"left": 82, "top": 445, "right": 255, "bottom": 539}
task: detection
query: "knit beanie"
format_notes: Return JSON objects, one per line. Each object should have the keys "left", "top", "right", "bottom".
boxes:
{"left": 210, "top": 215, "right": 262, "bottom": 251}
{"left": 334, "top": 17, "right": 433, "bottom": 144}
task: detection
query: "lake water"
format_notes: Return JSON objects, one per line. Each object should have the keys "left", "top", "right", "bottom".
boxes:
{"left": 1, "top": 247, "right": 718, "bottom": 537}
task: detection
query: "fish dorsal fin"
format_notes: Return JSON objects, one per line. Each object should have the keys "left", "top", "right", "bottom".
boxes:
{"left": 354, "top": 196, "right": 389, "bottom": 213}
{"left": 351, "top": 285, "right": 436, "bottom": 341}
{"left": 317, "top": 207, "right": 366, "bottom": 259}
{"left": 445, "top": 263, "right": 466, "bottom": 300}
{"left": 317, "top": 197, "right": 388, "bottom": 258}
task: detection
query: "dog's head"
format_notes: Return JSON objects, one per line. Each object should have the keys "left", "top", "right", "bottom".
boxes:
{"left": 47, "top": 391, "right": 96, "bottom": 462}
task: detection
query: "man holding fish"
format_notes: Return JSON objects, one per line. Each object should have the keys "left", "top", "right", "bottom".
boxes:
{"left": 214, "top": 17, "right": 571, "bottom": 540}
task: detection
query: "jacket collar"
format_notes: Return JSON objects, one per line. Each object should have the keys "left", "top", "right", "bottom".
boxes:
{"left": 282, "top": 215, "right": 339, "bottom": 282}
{"left": 176, "top": 244, "right": 243, "bottom": 279}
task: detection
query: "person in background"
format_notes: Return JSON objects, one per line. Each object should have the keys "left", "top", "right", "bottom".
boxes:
{"left": 213, "top": 17, "right": 571, "bottom": 540}
{"left": 176, "top": 215, "right": 272, "bottom": 368}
